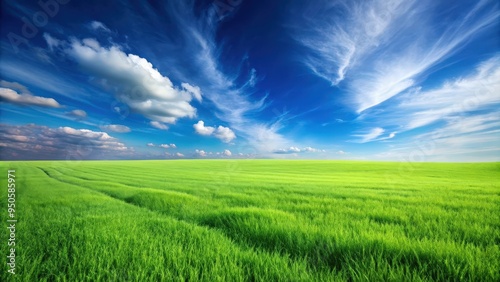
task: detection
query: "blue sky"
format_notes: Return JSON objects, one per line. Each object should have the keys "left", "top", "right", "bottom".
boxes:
{"left": 0, "top": 0, "right": 499, "bottom": 161}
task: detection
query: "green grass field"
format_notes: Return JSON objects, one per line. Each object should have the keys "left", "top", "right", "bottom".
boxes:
{"left": 1, "top": 160, "right": 499, "bottom": 281}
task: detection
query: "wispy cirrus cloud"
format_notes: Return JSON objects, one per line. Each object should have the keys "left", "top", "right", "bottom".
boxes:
{"left": 365, "top": 56, "right": 500, "bottom": 161}
{"left": 293, "top": 0, "right": 500, "bottom": 113}
{"left": 100, "top": 124, "right": 131, "bottom": 133}
{"left": 399, "top": 56, "right": 500, "bottom": 130}
{"left": 132, "top": 1, "right": 292, "bottom": 153}
{"left": 150, "top": 121, "right": 169, "bottom": 130}
{"left": 374, "top": 113, "right": 500, "bottom": 162}
{"left": 0, "top": 59, "right": 92, "bottom": 104}
{"left": 352, "top": 127, "right": 385, "bottom": 143}
{"left": 194, "top": 149, "right": 207, "bottom": 157}
{"left": 294, "top": 0, "right": 415, "bottom": 85}
{"left": 89, "top": 21, "right": 111, "bottom": 33}
{"left": 370, "top": 56, "right": 500, "bottom": 132}
{"left": 66, "top": 109, "right": 87, "bottom": 119}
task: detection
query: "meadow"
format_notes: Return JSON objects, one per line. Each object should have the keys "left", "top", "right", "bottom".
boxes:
{"left": 0, "top": 160, "right": 499, "bottom": 281}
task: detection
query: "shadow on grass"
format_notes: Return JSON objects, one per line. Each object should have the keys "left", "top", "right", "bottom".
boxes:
{"left": 199, "top": 207, "right": 479, "bottom": 281}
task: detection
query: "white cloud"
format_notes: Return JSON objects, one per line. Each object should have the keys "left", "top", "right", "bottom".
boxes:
{"left": 293, "top": 0, "right": 500, "bottom": 112}
{"left": 52, "top": 36, "right": 201, "bottom": 125}
{"left": 363, "top": 56, "right": 500, "bottom": 161}
{"left": 195, "top": 149, "right": 207, "bottom": 157}
{"left": 353, "top": 127, "right": 385, "bottom": 143}
{"left": 400, "top": 57, "right": 500, "bottom": 130}
{"left": 89, "top": 21, "right": 111, "bottom": 32}
{"left": 181, "top": 83, "right": 202, "bottom": 102}
{"left": 82, "top": 38, "right": 100, "bottom": 50}
{"left": 375, "top": 113, "right": 500, "bottom": 162}
{"left": 194, "top": 149, "right": 234, "bottom": 158}
{"left": 175, "top": 152, "right": 184, "bottom": 157}
{"left": 193, "top": 120, "right": 236, "bottom": 143}
{"left": 66, "top": 109, "right": 87, "bottom": 119}
{"left": 303, "top": 146, "right": 323, "bottom": 153}
{"left": 295, "top": 0, "right": 413, "bottom": 85}
{"left": 147, "top": 143, "right": 155, "bottom": 147}
{"left": 0, "top": 123, "right": 130, "bottom": 160}
{"left": 159, "top": 144, "right": 175, "bottom": 149}
{"left": 0, "top": 61, "right": 91, "bottom": 104}
{"left": 213, "top": 126, "right": 236, "bottom": 143}
{"left": 100, "top": 124, "right": 131, "bottom": 133}
{"left": 43, "top": 33, "right": 60, "bottom": 51}
{"left": 150, "top": 121, "right": 169, "bottom": 130}
{"left": 352, "top": 55, "right": 500, "bottom": 148}
{"left": 193, "top": 120, "right": 215, "bottom": 135}
{"left": 0, "top": 81, "right": 61, "bottom": 108}
{"left": 365, "top": 56, "right": 500, "bottom": 133}
{"left": 273, "top": 146, "right": 324, "bottom": 154}
{"left": 149, "top": 2, "right": 292, "bottom": 153}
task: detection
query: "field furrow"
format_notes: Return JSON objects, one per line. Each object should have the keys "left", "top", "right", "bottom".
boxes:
{"left": 1, "top": 160, "right": 498, "bottom": 281}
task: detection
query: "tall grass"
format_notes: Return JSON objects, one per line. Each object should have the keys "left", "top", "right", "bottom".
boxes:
{"left": 1, "top": 160, "right": 498, "bottom": 281}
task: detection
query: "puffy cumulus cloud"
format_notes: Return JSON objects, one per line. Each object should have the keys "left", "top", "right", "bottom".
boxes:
{"left": 193, "top": 120, "right": 215, "bottom": 136}
{"left": 214, "top": 126, "right": 236, "bottom": 143}
{"left": 100, "top": 124, "right": 131, "bottom": 133}
{"left": 53, "top": 36, "right": 202, "bottom": 125}
{"left": 0, "top": 123, "right": 130, "bottom": 160}
{"left": 147, "top": 143, "right": 155, "bottom": 147}
{"left": 193, "top": 120, "right": 236, "bottom": 143}
{"left": 273, "top": 146, "right": 325, "bottom": 154}
{"left": 195, "top": 149, "right": 207, "bottom": 157}
{"left": 66, "top": 109, "right": 87, "bottom": 119}
{"left": 192, "top": 149, "right": 234, "bottom": 158}
{"left": 175, "top": 152, "right": 184, "bottom": 158}
{"left": 302, "top": 147, "right": 328, "bottom": 153}
{"left": 150, "top": 121, "right": 169, "bottom": 130}
{"left": 160, "top": 143, "right": 176, "bottom": 149}
{"left": 0, "top": 81, "right": 61, "bottom": 108}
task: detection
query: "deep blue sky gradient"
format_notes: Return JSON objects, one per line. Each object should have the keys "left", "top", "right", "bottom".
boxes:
{"left": 0, "top": 0, "right": 498, "bottom": 160}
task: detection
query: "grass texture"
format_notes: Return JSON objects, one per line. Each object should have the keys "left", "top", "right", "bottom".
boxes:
{"left": 0, "top": 160, "right": 499, "bottom": 281}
